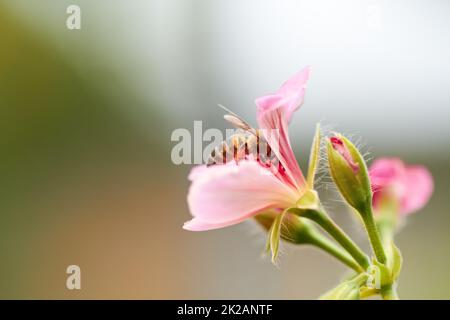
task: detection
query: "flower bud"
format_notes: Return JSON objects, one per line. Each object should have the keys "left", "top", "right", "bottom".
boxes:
{"left": 256, "top": 211, "right": 318, "bottom": 263}
{"left": 255, "top": 211, "right": 318, "bottom": 245}
{"left": 326, "top": 134, "right": 372, "bottom": 216}
{"left": 327, "top": 134, "right": 388, "bottom": 265}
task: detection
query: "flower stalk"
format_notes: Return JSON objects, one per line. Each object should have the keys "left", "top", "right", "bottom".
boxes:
{"left": 362, "top": 207, "right": 387, "bottom": 264}
{"left": 307, "top": 227, "right": 364, "bottom": 273}
{"left": 381, "top": 284, "right": 399, "bottom": 300}
{"left": 300, "top": 208, "right": 371, "bottom": 271}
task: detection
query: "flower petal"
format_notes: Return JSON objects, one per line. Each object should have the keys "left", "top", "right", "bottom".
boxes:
{"left": 255, "top": 67, "right": 311, "bottom": 123}
{"left": 255, "top": 68, "right": 311, "bottom": 189}
{"left": 257, "top": 108, "right": 304, "bottom": 188}
{"left": 400, "top": 165, "right": 433, "bottom": 215}
{"left": 369, "top": 158, "right": 433, "bottom": 216}
{"left": 188, "top": 165, "right": 208, "bottom": 181}
{"left": 369, "top": 158, "right": 405, "bottom": 188}
{"left": 183, "top": 217, "right": 248, "bottom": 231}
{"left": 186, "top": 161, "right": 300, "bottom": 230}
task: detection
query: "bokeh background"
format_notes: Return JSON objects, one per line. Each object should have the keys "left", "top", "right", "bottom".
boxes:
{"left": 1, "top": 0, "right": 449, "bottom": 299}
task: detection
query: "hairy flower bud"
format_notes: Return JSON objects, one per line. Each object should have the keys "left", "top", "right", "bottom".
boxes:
{"left": 326, "top": 134, "right": 372, "bottom": 216}
{"left": 327, "top": 133, "right": 388, "bottom": 265}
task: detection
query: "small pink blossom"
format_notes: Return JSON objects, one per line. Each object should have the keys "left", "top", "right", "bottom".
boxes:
{"left": 369, "top": 158, "right": 433, "bottom": 215}
{"left": 184, "top": 67, "right": 311, "bottom": 231}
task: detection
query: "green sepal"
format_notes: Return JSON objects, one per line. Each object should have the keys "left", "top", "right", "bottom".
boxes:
{"left": 256, "top": 210, "right": 319, "bottom": 245}
{"left": 320, "top": 273, "right": 368, "bottom": 300}
{"left": 296, "top": 189, "right": 320, "bottom": 210}
{"left": 389, "top": 242, "right": 403, "bottom": 282}
{"left": 307, "top": 124, "right": 321, "bottom": 189}
{"left": 267, "top": 210, "right": 287, "bottom": 263}
{"left": 320, "top": 283, "right": 360, "bottom": 300}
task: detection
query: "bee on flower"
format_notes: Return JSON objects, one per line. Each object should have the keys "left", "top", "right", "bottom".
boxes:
{"left": 184, "top": 67, "right": 312, "bottom": 233}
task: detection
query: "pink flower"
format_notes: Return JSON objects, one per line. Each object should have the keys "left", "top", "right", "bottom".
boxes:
{"left": 184, "top": 67, "right": 311, "bottom": 231}
{"left": 369, "top": 158, "right": 433, "bottom": 216}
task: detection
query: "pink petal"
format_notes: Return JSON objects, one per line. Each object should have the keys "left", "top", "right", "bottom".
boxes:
{"left": 255, "top": 67, "right": 311, "bottom": 123}
{"left": 255, "top": 67, "right": 311, "bottom": 189}
{"left": 183, "top": 217, "right": 249, "bottom": 232}
{"left": 188, "top": 165, "right": 208, "bottom": 181}
{"left": 369, "top": 158, "right": 405, "bottom": 187}
{"left": 369, "top": 158, "right": 433, "bottom": 216}
{"left": 257, "top": 108, "right": 304, "bottom": 188}
{"left": 400, "top": 165, "right": 434, "bottom": 215}
{"left": 185, "top": 161, "right": 300, "bottom": 231}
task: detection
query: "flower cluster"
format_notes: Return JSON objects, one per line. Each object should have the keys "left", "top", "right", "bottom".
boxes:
{"left": 183, "top": 67, "right": 433, "bottom": 299}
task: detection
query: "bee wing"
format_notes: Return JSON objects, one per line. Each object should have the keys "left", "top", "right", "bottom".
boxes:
{"left": 218, "top": 104, "right": 257, "bottom": 135}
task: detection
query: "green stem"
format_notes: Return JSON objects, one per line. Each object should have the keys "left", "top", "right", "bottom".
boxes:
{"left": 307, "top": 229, "right": 364, "bottom": 273}
{"left": 381, "top": 284, "right": 399, "bottom": 300}
{"left": 378, "top": 219, "right": 394, "bottom": 247}
{"left": 303, "top": 209, "right": 370, "bottom": 270}
{"left": 378, "top": 218, "right": 396, "bottom": 264}
{"left": 363, "top": 208, "right": 387, "bottom": 265}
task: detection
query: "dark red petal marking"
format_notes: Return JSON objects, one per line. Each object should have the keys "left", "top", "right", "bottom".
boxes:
{"left": 330, "top": 136, "right": 359, "bottom": 174}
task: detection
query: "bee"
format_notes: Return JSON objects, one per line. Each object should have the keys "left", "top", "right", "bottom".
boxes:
{"left": 206, "top": 105, "right": 277, "bottom": 167}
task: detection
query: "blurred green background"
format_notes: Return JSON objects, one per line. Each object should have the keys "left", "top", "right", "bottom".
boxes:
{"left": 0, "top": 0, "right": 449, "bottom": 299}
